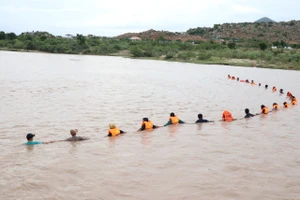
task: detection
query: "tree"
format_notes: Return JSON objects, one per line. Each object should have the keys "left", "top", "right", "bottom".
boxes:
{"left": 5, "top": 32, "right": 17, "bottom": 40}
{"left": 0, "top": 31, "right": 5, "bottom": 40}
{"left": 227, "top": 42, "right": 236, "bottom": 49}
{"left": 259, "top": 42, "right": 268, "bottom": 51}
{"left": 76, "top": 34, "right": 86, "bottom": 45}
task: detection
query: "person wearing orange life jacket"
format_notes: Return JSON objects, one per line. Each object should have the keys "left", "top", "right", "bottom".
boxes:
{"left": 287, "top": 91, "right": 292, "bottom": 98}
{"left": 222, "top": 110, "right": 234, "bottom": 122}
{"left": 108, "top": 124, "right": 125, "bottom": 137}
{"left": 272, "top": 86, "right": 277, "bottom": 92}
{"left": 231, "top": 76, "right": 236, "bottom": 80}
{"left": 283, "top": 102, "right": 290, "bottom": 108}
{"left": 164, "top": 112, "right": 185, "bottom": 126}
{"left": 272, "top": 103, "right": 280, "bottom": 111}
{"left": 261, "top": 105, "right": 269, "bottom": 114}
{"left": 291, "top": 95, "right": 298, "bottom": 105}
{"left": 138, "top": 118, "right": 160, "bottom": 131}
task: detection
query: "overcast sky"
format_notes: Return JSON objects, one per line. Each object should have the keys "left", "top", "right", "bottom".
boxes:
{"left": 0, "top": 0, "right": 299, "bottom": 36}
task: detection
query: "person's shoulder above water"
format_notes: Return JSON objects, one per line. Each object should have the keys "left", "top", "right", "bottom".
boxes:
{"left": 244, "top": 113, "right": 254, "bottom": 118}
{"left": 24, "top": 141, "right": 42, "bottom": 145}
{"left": 195, "top": 114, "right": 211, "bottom": 123}
{"left": 66, "top": 129, "right": 89, "bottom": 141}
{"left": 195, "top": 119, "right": 209, "bottom": 123}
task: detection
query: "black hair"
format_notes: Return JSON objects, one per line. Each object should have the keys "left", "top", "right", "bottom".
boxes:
{"left": 198, "top": 114, "right": 203, "bottom": 119}
{"left": 245, "top": 108, "right": 249, "bottom": 114}
{"left": 261, "top": 105, "right": 265, "bottom": 109}
{"left": 143, "top": 117, "right": 149, "bottom": 122}
{"left": 170, "top": 112, "right": 175, "bottom": 117}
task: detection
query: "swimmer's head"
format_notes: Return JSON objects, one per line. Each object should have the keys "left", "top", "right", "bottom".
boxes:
{"left": 198, "top": 114, "right": 203, "bottom": 119}
{"left": 265, "top": 85, "right": 268, "bottom": 88}
{"left": 109, "top": 124, "right": 116, "bottom": 129}
{"left": 143, "top": 117, "right": 149, "bottom": 122}
{"left": 245, "top": 108, "right": 249, "bottom": 114}
{"left": 284, "top": 102, "right": 287, "bottom": 105}
{"left": 261, "top": 105, "right": 265, "bottom": 109}
{"left": 70, "top": 129, "right": 78, "bottom": 136}
{"left": 273, "top": 103, "right": 277, "bottom": 106}
{"left": 26, "top": 133, "right": 35, "bottom": 141}
{"left": 170, "top": 112, "right": 175, "bottom": 117}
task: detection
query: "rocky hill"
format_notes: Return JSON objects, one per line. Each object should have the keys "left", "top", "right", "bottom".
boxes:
{"left": 116, "top": 29, "right": 206, "bottom": 42}
{"left": 187, "top": 20, "right": 300, "bottom": 43}
{"left": 255, "top": 17, "right": 276, "bottom": 23}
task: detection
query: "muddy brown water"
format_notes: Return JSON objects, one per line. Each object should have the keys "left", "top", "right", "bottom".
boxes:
{"left": 1, "top": 51, "right": 300, "bottom": 200}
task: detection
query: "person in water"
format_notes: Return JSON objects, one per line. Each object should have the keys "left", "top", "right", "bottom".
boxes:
{"left": 244, "top": 108, "right": 258, "bottom": 118}
{"left": 222, "top": 110, "right": 234, "bottom": 122}
{"left": 283, "top": 102, "right": 290, "bottom": 108}
{"left": 138, "top": 117, "right": 160, "bottom": 131}
{"left": 287, "top": 91, "right": 292, "bottom": 98}
{"left": 228, "top": 75, "right": 231, "bottom": 79}
{"left": 24, "top": 133, "right": 53, "bottom": 145}
{"left": 251, "top": 80, "right": 256, "bottom": 85}
{"left": 272, "top": 103, "right": 280, "bottom": 110}
{"left": 195, "top": 114, "right": 211, "bottom": 123}
{"left": 272, "top": 86, "right": 277, "bottom": 92}
{"left": 280, "top": 89, "right": 284, "bottom": 94}
{"left": 291, "top": 95, "right": 298, "bottom": 105}
{"left": 237, "top": 77, "right": 239, "bottom": 81}
{"left": 107, "top": 124, "right": 125, "bottom": 137}
{"left": 258, "top": 83, "right": 261, "bottom": 86}
{"left": 164, "top": 112, "right": 185, "bottom": 126}
{"left": 265, "top": 84, "right": 268, "bottom": 89}
{"left": 261, "top": 105, "right": 269, "bottom": 114}
{"left": 66, "top": 129, "right": 89, "bottom": 141}
{"left": 245, "top": 79, "right": 249, "bottom": 83}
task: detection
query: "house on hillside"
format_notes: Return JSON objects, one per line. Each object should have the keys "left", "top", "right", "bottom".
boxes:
{"left": 130, "top": 36, "right": 142, "bottom": 41}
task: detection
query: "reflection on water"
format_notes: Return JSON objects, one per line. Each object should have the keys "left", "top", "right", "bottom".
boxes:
{"left": 1, "top": 51, "right": 300, "bottom": 200}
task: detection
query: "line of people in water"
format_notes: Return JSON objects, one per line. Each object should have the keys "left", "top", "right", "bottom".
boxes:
{"left": 24, "top": 75, "right": 298, "bottom": 145}
{"left": 228, "top": 74, "right": 298, "bottom": 106}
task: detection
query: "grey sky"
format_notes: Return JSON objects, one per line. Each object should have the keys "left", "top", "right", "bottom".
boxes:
{"left": 0, "top": 0, "right": 299, "bottom": 36}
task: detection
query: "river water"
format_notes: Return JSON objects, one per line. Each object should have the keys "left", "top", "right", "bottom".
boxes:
{"left": 0, "top": 51, "right": 300, "bottom": 200}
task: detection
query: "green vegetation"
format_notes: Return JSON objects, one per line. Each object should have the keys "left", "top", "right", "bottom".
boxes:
{"left": 0, "top": 31, "right": 300, "bottom": 70}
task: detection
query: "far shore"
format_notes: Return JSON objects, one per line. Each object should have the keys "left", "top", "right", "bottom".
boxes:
{"left": 0, "top": 48, "right": 298, "bottom": 71}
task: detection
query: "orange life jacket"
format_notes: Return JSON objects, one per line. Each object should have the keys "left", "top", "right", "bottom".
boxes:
{"left": 292, "top": 98, "right": 297, "bottom": 105}
{"left": 284, "top": 103, "right": 290, "bottom": 108}
{"left": 142, "top": 121, "right": 154, "bottom": 129}
{"left": 261, "top": 107, "right": 269, "bottom": 114}
{"left": 273, "top": 104, "right": 280, "bottom": 110}
{"left": 169, "top": 116, "right": 179, "bottom": 124}
{"left": 222, "top": 110, "right": 233, "bottom": 122}
{"left": 108, "top": 128, "right": 121, "bottom": 136}
{"left": 272, "top": 87, "right": 277, "bottom": 92}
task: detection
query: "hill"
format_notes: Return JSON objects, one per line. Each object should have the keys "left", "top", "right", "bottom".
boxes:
{"left": 116, "top": 29, "right": 206, "bottom": 42}
{"left": 187, "top": 20, "right": 300, "bottom": 43}
{"left": 255, "top": 17, "right": 276, "bottom": 23}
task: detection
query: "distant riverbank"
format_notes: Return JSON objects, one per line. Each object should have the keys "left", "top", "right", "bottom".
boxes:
{"left": 1, "top": 30, "right": 300, "bottom": 70}
{"left": 1, "top": 48, "right": 299, "bottom": 71}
